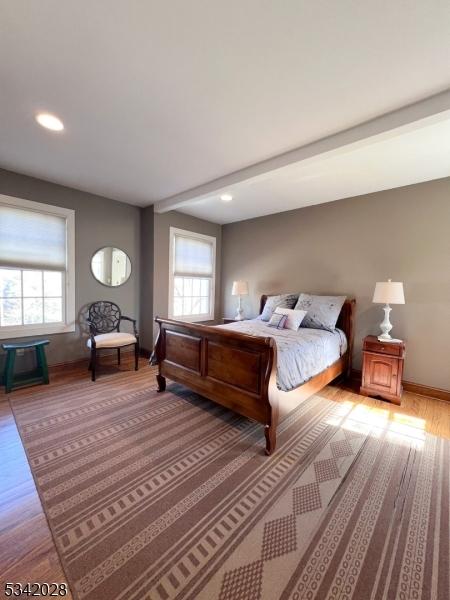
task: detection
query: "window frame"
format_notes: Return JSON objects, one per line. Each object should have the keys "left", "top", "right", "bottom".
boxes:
{"left": 168, "top": 227, "right": 216, "bottom": 323}
{"left": 0, "top": 194, "right": 75, "bottom": 339}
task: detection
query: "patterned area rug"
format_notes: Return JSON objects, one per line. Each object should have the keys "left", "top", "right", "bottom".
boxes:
{"left": 10, "top": 373, "right": 449, "bottom": 600}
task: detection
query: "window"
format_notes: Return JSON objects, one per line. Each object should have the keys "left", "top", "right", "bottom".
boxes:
{"left": 168, "top": 227, "right": 216, "bottom": 322}
{"left": 0, "top": 194, "right": 75, "bottom": 338}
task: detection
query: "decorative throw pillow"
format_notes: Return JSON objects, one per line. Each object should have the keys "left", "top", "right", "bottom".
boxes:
{"left": 274, "top": 307, "right": 307, "bottom": 331}
{"left": 294, "top": 293, "right": 346, "bottom": 332}
{"left": 260, "top": 293, "right": 299, "bottom": 321}
{"left": 267, "top": 312, "right": 288, "bottom": 329}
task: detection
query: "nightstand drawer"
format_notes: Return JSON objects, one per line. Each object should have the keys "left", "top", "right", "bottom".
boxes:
{"left": 363, "top": 339, "right": 403, "bottom": 356}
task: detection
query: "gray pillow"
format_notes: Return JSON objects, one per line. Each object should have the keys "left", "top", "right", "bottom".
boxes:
{"left": 260, "top": 293, "right": 298, "bottom": 321}
{"left": 294, "top": 293, "right": 346, "bottom": 331}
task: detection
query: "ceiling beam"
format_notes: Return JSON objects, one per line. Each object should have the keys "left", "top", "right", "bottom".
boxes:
{"left": 153, "top": 88, "right": 450, "bottom": 213}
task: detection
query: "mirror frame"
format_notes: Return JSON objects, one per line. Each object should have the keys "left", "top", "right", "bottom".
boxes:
{"left": 90, "top": 246, "right": 132, "bottom": 288}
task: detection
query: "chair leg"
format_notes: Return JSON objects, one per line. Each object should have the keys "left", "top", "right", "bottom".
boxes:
{"left": 4, "top": 349, "right": 16, "bottom": 394}
{"left": 91, "top": 347, "right": 97, "bottom": 382}
{"left": 156, "top": 374, "right": 166, "bottom": 392}
{"left": 135, "top": 341, "right": 139, "bottom": 371}
{"left": 117, "top": 347, "right": 121, "bottom": 365}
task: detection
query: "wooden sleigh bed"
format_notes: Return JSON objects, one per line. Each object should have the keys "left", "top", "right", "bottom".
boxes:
{"left": 153, "top": 295, "right": 355, "bottom": 455}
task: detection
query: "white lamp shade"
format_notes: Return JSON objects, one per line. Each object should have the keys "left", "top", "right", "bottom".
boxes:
{"left": 232, "top": 280, "right": 249, "bottom": 296}
{"left": 372, "top": 280, "right": 405, "bottom": 304}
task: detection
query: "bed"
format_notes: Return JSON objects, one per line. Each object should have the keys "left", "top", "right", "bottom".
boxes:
{"left": 153, "top": 295, "right": 355, "bottom": 455}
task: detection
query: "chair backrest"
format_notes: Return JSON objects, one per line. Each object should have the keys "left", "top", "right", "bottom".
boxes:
{"left": 88, "top": 301, "right": 122, "bottom": 334}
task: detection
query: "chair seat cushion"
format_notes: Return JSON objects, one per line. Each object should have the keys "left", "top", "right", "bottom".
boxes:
{"left": 87, "top": 332, "right": 137, "bottom": 349}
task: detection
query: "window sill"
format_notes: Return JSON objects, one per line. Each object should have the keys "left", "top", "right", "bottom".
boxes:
{"left": 168, "top": 314, "right": 215, "bottom": 324}
{"left": 0, "top": 323, "right": 76, "bottom": 340}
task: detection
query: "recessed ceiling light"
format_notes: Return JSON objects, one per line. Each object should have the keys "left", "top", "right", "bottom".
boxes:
{"left": 35, "top": 113, "right": 64, "bottom": 131}
{"left": 220, "top": 193, "right": 233, "bottom": 202}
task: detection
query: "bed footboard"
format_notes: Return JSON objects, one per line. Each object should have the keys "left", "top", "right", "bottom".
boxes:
{"left": 154, "top": 317, "right": 279, "bottom": 454}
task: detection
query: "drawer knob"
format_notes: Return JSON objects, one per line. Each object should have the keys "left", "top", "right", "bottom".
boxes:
{"left": 381, "top": 346, "right": 385, "bottom": 350}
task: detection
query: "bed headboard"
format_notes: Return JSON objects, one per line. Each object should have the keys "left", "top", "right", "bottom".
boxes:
{"left": 259, "top": 294, "right": 355, "bottom": 357}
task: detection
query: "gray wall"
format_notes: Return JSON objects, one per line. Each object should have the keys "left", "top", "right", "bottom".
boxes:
{"left": 3, "top": 165, "right": 448, "bottom": 392}
{"left": 0, "top": 168, "right": 141, "bottom": 366}
{"left": 221, "top": 177, "right": 450, "bottom": 391}
{"left": 140, "top": 205, "right": 154, "bottom": 351}
{"left": 153, "top": 211, "right": 222, "bottom": 338}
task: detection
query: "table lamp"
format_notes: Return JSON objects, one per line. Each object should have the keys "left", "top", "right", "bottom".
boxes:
{"left": 372, "top": 279, "right": 405, "bottom": 342}
{"left": 231, "top": 280, "right": 249, "bottom": 321}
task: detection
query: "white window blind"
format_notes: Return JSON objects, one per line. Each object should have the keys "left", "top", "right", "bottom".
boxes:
{"left": 173, "top": 234, "right": 213, "bottom": 277}
{"left": 0, "top": 195, "right": 75, "bottom": 339}
{"left": 169, "top": 228, "right": 216, "bottom": 322}
{"left": 0, "top": 205, "right": 66, "bottom": 270}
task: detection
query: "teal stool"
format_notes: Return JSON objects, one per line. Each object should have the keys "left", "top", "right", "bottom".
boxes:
{"left": 2, "top": 339, "right": 50, "bottom": 393}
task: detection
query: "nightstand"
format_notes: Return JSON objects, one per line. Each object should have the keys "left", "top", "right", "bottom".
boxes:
{"left": 360, "top": 335, "right": 405, "bottom": 405}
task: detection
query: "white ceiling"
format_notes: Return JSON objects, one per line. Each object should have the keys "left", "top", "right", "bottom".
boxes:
{"left": 175, "top": 113, "right": 450, "bottom": 223}
{"left": 0, "top": 1, "right": 449, "bottom": 217}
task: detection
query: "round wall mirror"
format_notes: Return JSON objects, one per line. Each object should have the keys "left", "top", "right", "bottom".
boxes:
{"left": 91, "top": 247, "right": 132, "bottom": 287}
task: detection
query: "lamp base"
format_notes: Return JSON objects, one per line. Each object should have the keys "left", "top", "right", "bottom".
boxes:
{"left": 378, "top": 304, "right": 393, "bottom": 341}
{"left": 235, "top": 295, "right": 245, "bottom": 321}
{"left": 234, "top": 308, "right": 245, "bottom": 321}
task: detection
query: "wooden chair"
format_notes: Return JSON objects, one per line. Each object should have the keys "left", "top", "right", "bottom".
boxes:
{"left": 87, "top": 301, "right": 139, "bottom": 381}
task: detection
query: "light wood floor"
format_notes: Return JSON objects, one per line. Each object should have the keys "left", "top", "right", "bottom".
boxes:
{"left": 0, "top": 358, "right": 449, "bottom": 599}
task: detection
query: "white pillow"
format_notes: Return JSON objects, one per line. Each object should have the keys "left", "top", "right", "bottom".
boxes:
{"left": 274, "top": 307, "right": 307, "bottom": 331}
